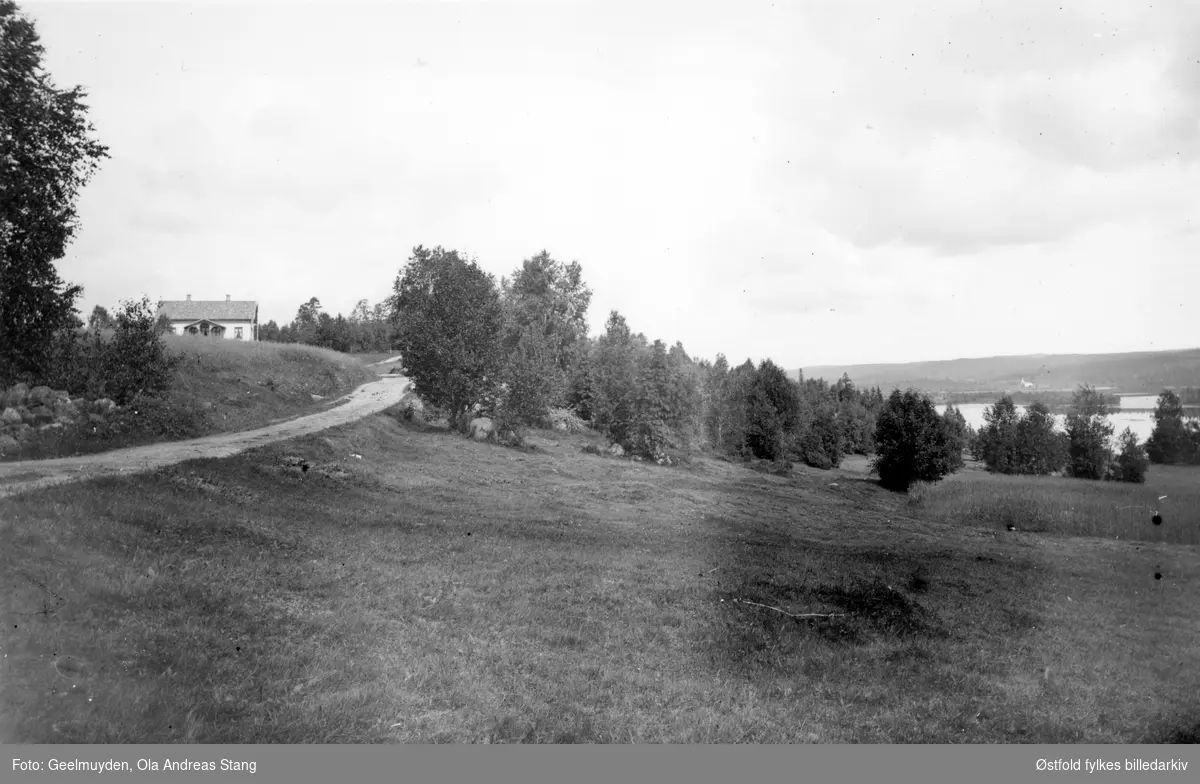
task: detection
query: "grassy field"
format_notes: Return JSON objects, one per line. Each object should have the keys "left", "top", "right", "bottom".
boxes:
{"left": 2, "top": 337, "right": 380, "bottom": 461}
{"left": 907, "top": 462, "right": 1199, "bottom": 545}
{"left": 1, "top": 413, "right": 1197, "bottom": 743}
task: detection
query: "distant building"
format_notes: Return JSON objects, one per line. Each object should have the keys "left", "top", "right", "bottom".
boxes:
{"left": 155, "top": 295, "right": 259, "bottom": 340}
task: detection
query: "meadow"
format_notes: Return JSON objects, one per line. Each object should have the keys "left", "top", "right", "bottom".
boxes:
{"left": 2, "top": 409, "right": 1197, "bottom": 744}
{"left": 1, "top": 336, "right": 379, "bottom": 461}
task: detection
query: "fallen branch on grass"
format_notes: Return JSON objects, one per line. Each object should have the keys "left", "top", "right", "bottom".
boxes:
{"left": 732, "top": 598, "right": 846, "bottom": 619}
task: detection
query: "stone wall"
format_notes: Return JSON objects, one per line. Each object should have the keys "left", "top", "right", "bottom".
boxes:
{"left": 0, "top": 383, "right": 121, "bottom": 455}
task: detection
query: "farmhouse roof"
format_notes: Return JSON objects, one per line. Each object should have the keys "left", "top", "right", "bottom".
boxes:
{"left": 157, "top": 299, "right": 258, "bottom": 321}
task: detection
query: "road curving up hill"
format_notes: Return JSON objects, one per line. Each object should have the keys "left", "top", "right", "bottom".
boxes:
{"left": 0, "top": 373, "right": 412, "bottom": 500}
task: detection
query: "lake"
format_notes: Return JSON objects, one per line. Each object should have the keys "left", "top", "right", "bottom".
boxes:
{"left": 935, "top": 402, "right": 1157, "bottom": 446}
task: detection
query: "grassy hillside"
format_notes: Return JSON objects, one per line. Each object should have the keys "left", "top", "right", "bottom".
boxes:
{"left": 797, "top": 347, "right": 1200, "bottom": 394}
{"left": 2, "top": 412, "right": 1196, "bottom": 743}
{"left": 2, "top": 336, "right": 379, "bottom": 461}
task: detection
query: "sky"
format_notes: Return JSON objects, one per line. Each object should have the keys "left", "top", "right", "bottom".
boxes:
{"left": 19, "top": 0, "right": 1200, "bottom": 368}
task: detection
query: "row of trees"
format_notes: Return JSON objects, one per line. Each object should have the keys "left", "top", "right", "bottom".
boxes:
{"left": 972, "top": 387, "right": 1150, "bottom": 482}
{"left": 258, "top": 298, "right": 396, "bottom": 353}
{"left": 387, "top": 245, "right": 973, "bottom": 491}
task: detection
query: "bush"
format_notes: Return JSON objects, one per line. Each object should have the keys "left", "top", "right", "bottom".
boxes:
{"left": 1064, "top": 385, "right": 1114, "bottom": 480}
{"left": 101, "top": 297, "right": 181, "bottom": 405}
{"left": 871, "top": 389, "right": 959, "bottom": 492}
{"left": 1109, "top": 427, "right": 1149, "bottom": 483}
{"left": 34, "top": 297, "right": 179, "bottom": 404}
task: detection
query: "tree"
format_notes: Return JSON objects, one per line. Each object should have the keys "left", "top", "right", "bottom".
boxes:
{"left": 941, "top": 404, "right": 969, "bottom": 471}
{"left": 803, "top": 402, "right": 843, "bottom": 469}
{"left": 494, "top": 319, "right": 561, "bottom": 432}
{"left": 1013, "top": 401, "right": 1067, "bottom": 475}
{"left": 290, "top": 297, "right": 323, "bottom": 344}
{"left": 701, "top": 354, "right": 730, "bottom": 449}
{"left": 0, "top": 0, "right": 109, "bottom": 385}
{"left": 390, "top": 246, "right": 504, "bottom": 431}
{"left": 99, "top": 296, "right": 180, "bottom": 405}
{"left": 1146, "top": 389, "right": 1195, "bottom": 465}
{"left": 259, "top": 319, "right": 281, "bottom": 342}
{"left": 1110, "top": 427, "right": 1149, "bottom": 483}
{"left": 1064, "top": 384, "right": 1114, "bottom": 480}
{"left": 871, "top": 389, "right": 958, "bottom": 492}
{"left": 500, "top": 250, "right": 592, "bottom": 373}
{"left": 976, "top": 395, "right": 1022, "bottom": 474}
{"left": 87, "top": 305, "right": 113, "bottom": 330}
{"left": 589, "top": 310, "right": 639, "bottom": 444}
{"left": 745, "top": 359, "right": 802, "bottom": 460}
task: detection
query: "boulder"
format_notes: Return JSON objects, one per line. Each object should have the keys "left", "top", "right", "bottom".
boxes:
{"left": 608, "top": 442, "right": 626, "bottom": 457}
{"left": 52, "top": 399, "right": 79, "bottom": 421}
{"left": 3, "top": 383, "right": 29, "bottom": 408}
{"left": 469, "top": 417, "right": 495, "bottom": 442}
{"left": 24, "top": 404, "right": 54, "bottom": 425}
{"left": 0, "top": 407, "right": 20, "bottom": 425}
{"left": 28, "top": 386, "right": 56, "bottom": 407}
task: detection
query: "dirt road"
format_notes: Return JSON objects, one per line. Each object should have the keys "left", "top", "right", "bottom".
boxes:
{"left": 0, "top": 373, "right": 412, "bottom": 500}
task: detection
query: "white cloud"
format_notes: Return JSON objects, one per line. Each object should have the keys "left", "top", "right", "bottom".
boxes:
{"left": 23, "top": 0, "right": 1200, "bottom": 369}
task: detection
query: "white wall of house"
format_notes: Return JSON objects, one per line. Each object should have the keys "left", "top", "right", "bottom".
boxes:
{"left": 169, "top": 320, "right": 257, "bottom": 340}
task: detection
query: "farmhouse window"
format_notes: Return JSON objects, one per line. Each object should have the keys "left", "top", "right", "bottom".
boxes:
{"left": 235, "top": 327, "right": 243, "bottom": 339}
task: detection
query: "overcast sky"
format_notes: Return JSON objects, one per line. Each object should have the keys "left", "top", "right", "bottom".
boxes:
{"left": 22, "top": 0, "right": 1200, "bottom": 368}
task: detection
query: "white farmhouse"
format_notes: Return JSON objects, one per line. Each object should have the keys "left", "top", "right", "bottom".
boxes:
{"left": 156, "top": 295, "right": 259, "bottom": 340}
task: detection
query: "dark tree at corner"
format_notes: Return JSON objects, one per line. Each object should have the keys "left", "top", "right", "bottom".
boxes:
{"left": 0, "top": 0, "right": 109, "bottom": 385}
{"left": 871, "top": 389, "right": 959, "bottom": 492}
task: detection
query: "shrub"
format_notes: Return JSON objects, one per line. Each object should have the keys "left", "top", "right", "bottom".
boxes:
{"left": 1146, "top": 390, "right": 1197, "bottom": 465}
{"left": 1064, "top": 385, "right": 1114, "bottom": 480}
{"left": 100, "top": 296, "right": 181, "bottom": 405}
{"left": 1109, "top": 427, "right": 1149, "bottom": 483}
{"left": 871, "top": 389, "right": 959, "bottom": 492}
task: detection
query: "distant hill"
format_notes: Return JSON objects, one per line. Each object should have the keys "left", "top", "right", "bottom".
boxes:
{"left": 795, "top": 347, "right": 1200, "bottom": 396}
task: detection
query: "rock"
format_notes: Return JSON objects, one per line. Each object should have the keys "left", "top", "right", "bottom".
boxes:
{"left": 310, "top": 394, "right": 325, "bottom": 401}
{"left": 28, "top": 386, "right": 56, "bottom": 407}
{"left": 0, "top": 407, "right": 20, "bottom": 425}
{"left": 608, "top": 442, "right": 625, "bottom": 457}
{"left": 0, "top": 434, "right": 18, "bottom": 454}
{"left": 24, "top": 405, "right": 54, "bottom": 425}
{"left": 469, "top": 417, "right": 495, "bottom": 442}
{"left": 3, "top": 383, "right": 29, "bottom": 408}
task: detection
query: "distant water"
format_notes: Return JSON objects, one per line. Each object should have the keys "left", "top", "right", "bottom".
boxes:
{"left": 936, "top": 403, "right": 1155, "bottom": 446}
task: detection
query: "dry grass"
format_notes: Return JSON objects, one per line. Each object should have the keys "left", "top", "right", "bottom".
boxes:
{"left": 1, "top": 413, "right": 1197, "bottom": 744}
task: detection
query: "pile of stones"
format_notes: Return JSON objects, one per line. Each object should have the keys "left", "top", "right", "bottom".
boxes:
{"left": 0, "top": 383, "right": 121, "bottom": 453}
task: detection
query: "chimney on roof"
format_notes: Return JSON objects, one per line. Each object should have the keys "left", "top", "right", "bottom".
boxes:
{"left": 226, "top": 294, "right": 231, "bottom": 303}
{"left": 186, "top": 294, "right": 191, "bottom": 301}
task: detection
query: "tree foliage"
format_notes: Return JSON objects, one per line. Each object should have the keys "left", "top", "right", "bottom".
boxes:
{"left": 1013, "top": 401, "right": 1068, "bottom": 475}
{"left": 1146, "top": 389, "right": 1198, "bottom": 465}
{"left": 390, "top": 246, "right": 504, "bottom": 431}
{"left": 871, "top": 389, "right": 959, "bottom": 492}
{"left": 499, "top": 250, "right": 592, "bottom": 381}
{"left": 940, "top": 404, "right": 969, "bottom": 471}
{"left": 1064, "top": 384, "right": 1115, "bottom": 480}
{"left": 1110, "top": 427, "right": 1148, "bottom": 483}
{"left": 0, "top": 0, "right": 109, "bottom": 385}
